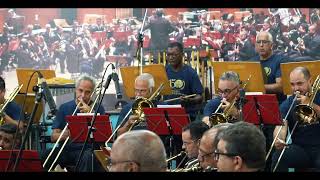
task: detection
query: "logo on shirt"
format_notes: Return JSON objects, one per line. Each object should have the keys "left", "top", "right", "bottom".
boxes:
{"left": 170, "top": 79, "right": 185, "bottom": 90}
{"left": 264, "top": 67, "right": 271, "bottom": 76}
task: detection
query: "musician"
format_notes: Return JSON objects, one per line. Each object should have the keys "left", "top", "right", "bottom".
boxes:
{"left": 42, "top": 74, "right": 105, "bottom": 172}
{"left": 0, "top": 124, "right": 22, "bottom": 150}
{"left": 109, "top": 130, "right": 167, "bottom": 172}
{"left": 0, "top": 28, "right": 10, "bottom": 75}
{"left": 236, "top": 26, "right": 256, "bottom": 61}
{"left": 310, "top": 8, "right": 320, "bottom": 25}
{"left": 52, "top": 25, "right": 67, "bottom": 73}
{"left": 90, "top": 17, "right": 105, "bottom": 32}
{"left": 164, "top": 42, "right": 203, "bottom": 122}
{"left": 202, "top": 71, "right": 242, "bottom": 127}
{"left": 215, "top": 121, "right": 266, "bottom": 172}
{"left": 271, "top": 67, "right": 320, "bottom": 171}
{"left": 116, "top": 73, "right": 158, "bottom": 137}
{"left": 5, "top": 9, "right": 24, "bottom": 35}
{"left": 181, "top": 121, "right": 209, "bottom": 168}
{"left": 197, "top": 123, "right": 231, "bottom": 171}
{"left": 0, "top": 77, "right": 23, "bottom": 129}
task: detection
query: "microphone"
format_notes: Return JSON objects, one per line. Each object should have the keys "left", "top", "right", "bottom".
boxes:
{"left": 238, "top": 88, "right": 246, "bottom": 122}
{"left": 111, "top": 64, "right": 122, "bottom": 99}
{"left": 37, "top": 72, "right": 57, "bottom": 118}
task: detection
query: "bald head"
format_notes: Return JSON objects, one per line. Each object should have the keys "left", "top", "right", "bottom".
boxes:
{"left": 290, "top": 67, "right": 311, "bottom": 81}
{"left": 110, "top": 130, "right": 167, "bottom": 172}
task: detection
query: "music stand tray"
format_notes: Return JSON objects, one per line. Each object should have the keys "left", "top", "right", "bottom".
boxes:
{"left": 143, "top": 107, "right": 190, "bottom": 136}
{"left": 0, "top": 150, "right": 43, "bottom": 172}
{"left": 243, "top": 94, "right": 282, "bottom": 125}
{"left": 66, "top": 115, "right": 113, "bottom": 143}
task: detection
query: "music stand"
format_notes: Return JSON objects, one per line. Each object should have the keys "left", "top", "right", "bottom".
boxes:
{"left": 66, "top": 115, "right": 113, "bottom": 143}
{"left": 0, "top": 150, "right": 43, "bottom": 172}
{"left": 143, "top": 107, "right": 190, "bottom": 169}
{"left": 242, "top": 94, "right": 282, "bottom": 126}
{"left": 281, "top": 60, "right": 320, "bottom": 95}
{"left": 210, "top": 61, "right": 266, "bottom": 94}
{"left": 120, "top": 64, "right": 172, "bottom": 98}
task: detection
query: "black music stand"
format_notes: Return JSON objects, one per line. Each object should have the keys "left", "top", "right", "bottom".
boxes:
{"left": 0, "top": 150, "right": 43, "bottom": 172}
{"left": 242, "top": 94, "right": 282, "bottom": 126}
{"left": 143, "top": 107, "right": 190, "bottom": 169}
{"left": 66, "top": 115, "right": 112, "bottom": 172}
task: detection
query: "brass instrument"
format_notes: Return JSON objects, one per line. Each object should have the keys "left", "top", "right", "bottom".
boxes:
{"left": 294, "top": 75, "right": 320, "bottom": 125}
{"left": 166, "top": 151, "right": 186, "bottom": 162}
{"left": 128, "top": 83, "right": 164, "bottom": 131}
{"left": 209, "top": 75, "right": 251, "bottom": 126}
{"left": 0, "top": 85, "right": 23, "bottom": 125}
{"left": 174, "top": 159, "right": 202, "bottom": 172}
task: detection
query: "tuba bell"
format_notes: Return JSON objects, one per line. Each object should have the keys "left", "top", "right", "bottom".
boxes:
{"left": 294, "top": 75, "right": 320, "bottom": 125}
{"left": 128, "top": 83, "right": 164, "bottom": 131}
{"left": 0, "top": 84, "right": 23, "bottom": 126}
{"left": 209, "top": 75, "right": 251, "bottom": 126}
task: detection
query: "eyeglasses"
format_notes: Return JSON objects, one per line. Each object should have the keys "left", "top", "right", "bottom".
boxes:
{"left": 256, "top": 40, "right": 271, "bottom": 45}
{"left": 183, "top": 139, "right": 199, "bottom": 146}
{"left": 134, "top": 88, "right": 148, "bottom": 94}
{"left": 198, "top": 150, "right": 215, "bottom": 161}
{"left": 214, "top": 150, "right": 238, "bottom": 161}
{"left": 217, "top": 86, "right": 238, "bottom": 95}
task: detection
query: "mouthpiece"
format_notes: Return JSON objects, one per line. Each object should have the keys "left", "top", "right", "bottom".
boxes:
{"left": 0, "top": 147, "right": 3, "bottom": 150}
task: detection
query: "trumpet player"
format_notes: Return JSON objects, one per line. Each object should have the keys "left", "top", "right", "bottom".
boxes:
{"left": 202, "top": 71, "right": 241, "bottom": 127}
{"left": 197, "top": 123, "right": 231, "bottom": 171}
{"left": 271, "top": 67, "right": 320, "bottom": 172}
{"left": 41, "top": 74, "right": 105, "bottom": 172}
{"left": 0, "top": 77, "right": 23, "bottom": 129}
{"left": 181, "top": 121, "right": 209, "bottom": 169}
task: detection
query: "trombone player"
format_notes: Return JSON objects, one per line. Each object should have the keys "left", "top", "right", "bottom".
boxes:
{"left": 41, "top": 74, "right": 105, "bottom": 172}
{"left": 202, "top": 71, "right": 242, "bottom": 127}
{"left": 0, "top": 76, "right": 23, "bottom": 129}
{"left": 271, "top": 67, "right": 320, "bottom": 172}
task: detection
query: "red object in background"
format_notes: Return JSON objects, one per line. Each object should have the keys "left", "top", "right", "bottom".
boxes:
{"left": 0, "top": 150, "right": 43, "bottom": 172}
{"left": 183, "top": 37, "right": 201, "bottom": 48}
{"left": 8, "top": 38, "right": 20, "bottom": 51}
{"left": 113, "top": 31, "right": 132, "bottom": 42}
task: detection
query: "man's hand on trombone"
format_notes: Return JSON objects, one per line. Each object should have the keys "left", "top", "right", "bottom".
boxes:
{"left": 78, "top": 97, "right": 91, "bottom": 113}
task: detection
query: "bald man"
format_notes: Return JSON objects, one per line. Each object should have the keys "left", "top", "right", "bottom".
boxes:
{"left": 109, "top": 130, "right": 167, "bottom": 172}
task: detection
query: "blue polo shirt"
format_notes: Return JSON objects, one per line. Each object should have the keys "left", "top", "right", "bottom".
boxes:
{"left": 5, "top": 101, "right": 22, "bottom": 120}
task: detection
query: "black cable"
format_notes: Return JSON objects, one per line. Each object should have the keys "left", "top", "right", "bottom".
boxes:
{"left": 6, "top": 70, "right": 39, "bottom": 172}
{"left": 74, "top": 63, "right": 113, "bottom": 172}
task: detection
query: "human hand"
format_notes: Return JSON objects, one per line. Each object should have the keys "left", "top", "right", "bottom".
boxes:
{"left": 274, "top": 138, "right": 287, "bottom": 150}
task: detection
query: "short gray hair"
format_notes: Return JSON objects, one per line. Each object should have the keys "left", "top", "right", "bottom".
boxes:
{"left": 211, "top": 123, "right": 232, "bottom": 149}
{"left": 291, "top": 66, "right": 311, "bottom": 80}
{"left": 135, "top": 73, "right": 155, "bottom": 91}
{"left": 256, "top": 31, "right": 273, "bottom": 43}
{"left": 114, "top": 130, "right": 167, "bottom": 172}
{"left": 220, "top": 71, "right": 240, "bottom": 85}
{"left": 75, "top": 74, "right": 96, "bottom": 90}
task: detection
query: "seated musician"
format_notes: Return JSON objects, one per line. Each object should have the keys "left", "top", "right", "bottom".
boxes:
{"left": 164, "top": 42, "right": 203, "bottom": 122}
{"left": 42, "top": 74, "right": 105, "bottom": 172}
{"left": 180, "top": 121, "right": 209, "bottom": 169}
{"left": 0, "top": 124, "right": 22, "bottom": 150}
{"left": 202, "top": 71, "right": 242, "bottom": 127}
{"left": 215, "top": 121, "right": 266, "bottom": 172}
{"left": 109, "top": 130, "right": 167, "bottom": 172}
{"left": 116, "top": 73, "right": 163, "bottom": 137}
{"left": 0, "top": 77, "right": 23, "bottom": 130}
{"left": 271, "top": 67, "right": 320, "bottom": 172}
{"left": 197, "top": 123, "right": 231, "bottom": 171}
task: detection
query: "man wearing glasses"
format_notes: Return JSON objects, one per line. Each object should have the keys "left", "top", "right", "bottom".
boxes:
{"left": 197, "top": 123, "right": 231, "bottom": 171}
{"left": 215, "top": 121, "right": 266, "bottom": 172}
{"left": 180, "top": 121, "right": 209, "bottom": 169}
{"left": 202, "top": 71, "right": 241, "bottom": 127}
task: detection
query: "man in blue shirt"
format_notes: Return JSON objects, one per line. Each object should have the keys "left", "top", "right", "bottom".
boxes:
{"left": 271, "top": 67, "right": 320, "bottom": 172}
{"left": 0, "top": 76, "right": 22, "bottom": 129}
{"left": 164, "top": 42, "right": 203, "bottom": 122}
{"left": 43, "top": 74, "right": 105, "bottom": 172}
{"left": 202, "top": 71, "right": 242, "bottom": 127}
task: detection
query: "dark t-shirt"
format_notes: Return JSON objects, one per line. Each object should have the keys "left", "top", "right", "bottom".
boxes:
{"left": 203, "top": 97, "right": 222, "bottom": 116}
{"left": 280, "top": 92, "right": 320, "bottom": 146}
{"left": 251, "top": 54, "right": 287, "bottom": 104}
{"left": 5, "top": 101, "right": 22, "bottom": 120}
{"left": 164, "top": 64, "right": 203, "bottom": 119}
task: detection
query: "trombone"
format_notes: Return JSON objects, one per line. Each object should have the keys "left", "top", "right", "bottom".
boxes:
{"left": 166, "top": 151, "right": 186, "bottom": 162}
{"left": 209, "top": 75, "right": 251, "bottom": 126}
{"left": 43, "top": 81, "right": 102, "bottom": 172}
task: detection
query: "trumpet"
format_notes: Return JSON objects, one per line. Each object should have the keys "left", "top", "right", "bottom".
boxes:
{"left": 166, "top": 151, "right": 186, "bottom": 162}
{"left": 209, "top": 75, "right": 251, "bottom": 126}
{"left": 0, "top": 84, "right": 23, "bottom": 126}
